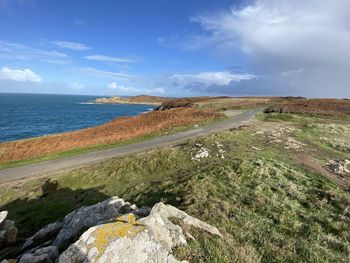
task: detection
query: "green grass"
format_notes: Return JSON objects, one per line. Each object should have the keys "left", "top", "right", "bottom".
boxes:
{"left": 1, "top": 117, "right": 349, "bottom": 262}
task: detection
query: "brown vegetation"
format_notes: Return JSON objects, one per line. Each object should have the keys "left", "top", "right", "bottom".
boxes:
{"left": 0, "top": 108, "right": 222, "bottom": 163}
{"left": 264, "top": 98, "right": 350, "bottom": 116}
{"left": 94, "top": 95, "right": 170, "bottom": 105}
{"left": 155, "top": 96, "right": 230, "bottom": 110}
{"left": 128, "top": 95, "right": 171, "bottom": 104}
{"left": 156, "top": 96, "right": 305, "bottom": 111}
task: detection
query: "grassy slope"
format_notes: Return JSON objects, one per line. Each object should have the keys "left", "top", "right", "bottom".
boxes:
{"left": 0, "top": 114, "right": 224, "bottom": 170}
{"left": 1, "top": 113, "right": 349, "bottom": 262}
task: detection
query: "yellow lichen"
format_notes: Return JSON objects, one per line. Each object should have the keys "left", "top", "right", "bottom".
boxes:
{"left": 87, "top": 213, "right": 146, "bottom": 261}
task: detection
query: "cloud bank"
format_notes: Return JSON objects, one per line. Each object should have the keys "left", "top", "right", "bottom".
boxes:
{"left": 0, "top": 67, "right": 42, "bottom": 82}
{"left": 170, "top": 71, "right": 255, "bottom": 93}
{"left": 107, "top": 81, "right": 165, "bottom": 95}
{"left": 185, "top": 0, "right": 350, "bottom": 97}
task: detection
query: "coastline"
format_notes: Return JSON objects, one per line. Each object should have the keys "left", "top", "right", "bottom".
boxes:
{"left": 0, "top": 108, "right": 223, "bottom": 168}
{"left": 90, "top": 100, "right": 160, "bottom": 106}
{"left": 91, "top": 95, "right": 169, "bottom": 106}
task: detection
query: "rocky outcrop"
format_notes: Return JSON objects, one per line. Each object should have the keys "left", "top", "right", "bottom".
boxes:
{"left": 2, "top": 197, "right": 221, "bottom": 263}
{"left": 93, "top": 95, "right": 168, "bottom": 105}
{"left": 22, "top": 221, "right": 63, "bottom": 251}
{"left": 0, "top": 211, "right": 17, "bottom": 248}
{"left": 18, "top": 246, "right": 59, "bottom": 263}
{"left": 327, "top": 159, "right": 350, "bottom": 175}
{"left": 59, "top": 202, "right": 222, "bottom": 263}
{"left": 52, "top": 196, "right": 145, "bottom": 250}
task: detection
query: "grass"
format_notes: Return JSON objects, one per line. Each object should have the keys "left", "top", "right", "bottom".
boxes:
{"left": 0, "top": 108, "right": 223, "bottom": 168}
{"left": 264, "top": 98, "right": 350, "bottom": 118}
{"left": 1, "top": 112, "right": 349, "bottom": 262}
{"left": 260, "top": 113, "right": 350, "bottom": 160}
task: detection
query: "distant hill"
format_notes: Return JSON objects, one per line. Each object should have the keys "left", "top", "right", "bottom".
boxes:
{"left": 93, "top": 95, "right": 171, "bottom": 105}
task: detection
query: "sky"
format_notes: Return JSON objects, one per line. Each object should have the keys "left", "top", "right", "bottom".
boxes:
{"left": 0, "top": 0, "right": 349, "bottom": 98}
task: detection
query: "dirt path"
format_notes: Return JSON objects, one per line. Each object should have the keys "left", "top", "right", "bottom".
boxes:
{"left": 0, "top": 108, "right": 261, "bottom": 184}
{"left": 296, "top": 153, "right": 350, "bottom": 190}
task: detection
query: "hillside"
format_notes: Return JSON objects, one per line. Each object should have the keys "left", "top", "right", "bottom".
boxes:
{"left": 0, "top": 108, "right": 222, "bottom": 166}
{"left": 155, "top": 96, "right": 306, "bottom": 111}
{"left": 93, "top": 95, "right": 170, "bottom": 105}
{"left": 1, "top": 108, "right": 349, "bottom": 262}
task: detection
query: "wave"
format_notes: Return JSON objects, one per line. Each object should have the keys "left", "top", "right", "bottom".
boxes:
{"left": 77, "top": 102, "right": 95, "bottom": 105}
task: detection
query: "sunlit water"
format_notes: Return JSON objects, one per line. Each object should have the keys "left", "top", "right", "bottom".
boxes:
{"left": 0, "top": 93, "right": 154, "bottom": 142}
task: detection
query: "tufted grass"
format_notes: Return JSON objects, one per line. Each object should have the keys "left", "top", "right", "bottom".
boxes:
{"left": 1, "top": 114, "right": 350, "bottom": 262}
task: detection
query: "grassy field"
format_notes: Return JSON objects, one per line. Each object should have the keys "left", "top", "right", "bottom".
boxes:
{"left": 1, "top": 112, "right": 349, "bottom": 262}
{"left": 0, "top": 108, "right": 222, "bottom": 167}
{"left": 155, "top": 96, "right": 305, "bottom": 111}
{"left": 264, "top": 98, "right": 350, "bottom": 117}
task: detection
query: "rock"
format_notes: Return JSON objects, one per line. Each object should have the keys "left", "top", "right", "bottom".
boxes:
{"left": 0, "top": 211, "right": 8, "bottom": 227}
{"left": 19, "top": 246, "right": 59, "bottom": 263}
{"left": 22, "top": 221, "right": 63, "bottom": 251}
{"left": 191, "top": 144, "right": 210, "bottom": 161}
{"left": 0, "top": 219, "right": 17, "bottom": 248}
{"left": 59, "top": 202, "right": 222, "bottom": 263}
{"left": 327, "top": 159, "right": 350, "bottom": 175}
{"left": 52, "top": 197, "right": 140, "bottom": 250}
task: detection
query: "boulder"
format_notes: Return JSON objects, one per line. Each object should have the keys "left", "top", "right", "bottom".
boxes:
{"left": 59, "top": 203, "right": 222, "bottom": 263}
{"left": 22, "top": 221, "right": 63, "bottom": 251}
{"left": 52, "top": 196, "right": 143, "bottom": 250}
{"left": 327, "top": 159, "right": 350, "bottom": 175}
{"left": 0, "top": 211, "right": 8, "bottom": 227}
{"left": 19, "top": 246, "right": 59, "bottom": 263}
{"left": 0, "top": 214, "right": 17, "bottom": 248}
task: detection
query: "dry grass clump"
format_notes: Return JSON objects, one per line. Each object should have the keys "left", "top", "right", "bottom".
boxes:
{"left": 264, "top": 99, "right": 350, "bottom": 117}
{"left": 0, "top": 108, "right": 222, "bottom": 163}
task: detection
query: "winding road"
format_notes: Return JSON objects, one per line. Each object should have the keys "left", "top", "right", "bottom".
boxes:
{"left": 0, "top": 107, "right": 261, "bottom": 184}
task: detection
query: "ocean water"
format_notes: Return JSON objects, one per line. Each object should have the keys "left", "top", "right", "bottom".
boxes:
{"left": 0, "top": 93, "right": 155, "bottom": 142}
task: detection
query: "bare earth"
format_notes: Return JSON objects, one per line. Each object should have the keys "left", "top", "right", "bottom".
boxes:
{"left": 0, "top": 108, "right": 262, "bottom": 184}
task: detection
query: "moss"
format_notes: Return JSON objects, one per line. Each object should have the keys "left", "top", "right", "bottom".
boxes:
{"left": 88, "top": 213, "right": 146, "bottom": 261}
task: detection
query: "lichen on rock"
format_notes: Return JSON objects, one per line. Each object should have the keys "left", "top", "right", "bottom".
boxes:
{"left": 59, "top": 201, "right": 222, "bottom": 263}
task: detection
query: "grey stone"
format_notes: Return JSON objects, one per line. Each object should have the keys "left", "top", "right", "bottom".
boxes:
{"left": 19, "top": 246, "right": 59, "bottom": 263}
{"left": 59, "top": 202, "right": 222, "bottom": 263}
{"left": 53, "top": 196, "right": 137, "bottom": 250}
{"left": 0, "top": 220, "right": 17, "bottom": 248}
{"left": 0, "top": 211, "right": 8, "bottom": 227}
{"left": 22, "top": 221, "right": 63, "bottom": 251}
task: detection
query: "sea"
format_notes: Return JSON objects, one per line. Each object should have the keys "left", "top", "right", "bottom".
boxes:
{"left": 0, "top": 93, "right": 155, "bottom": 143}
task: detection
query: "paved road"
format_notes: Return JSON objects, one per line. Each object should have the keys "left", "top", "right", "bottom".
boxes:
{"left": 0, "top": 107, "right": 261, "bottom": 184}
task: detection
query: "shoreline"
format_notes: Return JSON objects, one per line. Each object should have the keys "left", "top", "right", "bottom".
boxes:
{"left": 0, "top": 105, "right": 156, "bottom": 144}
{"left": 0, "top": 108, "right": 222, "bottom": 168}
{"left": 88, "top": 100, "right": 160, "bottom": 106}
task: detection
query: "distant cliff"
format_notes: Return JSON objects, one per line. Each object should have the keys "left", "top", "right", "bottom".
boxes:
{"left": 93, "top": 95, "right": 171, "bottom": 105}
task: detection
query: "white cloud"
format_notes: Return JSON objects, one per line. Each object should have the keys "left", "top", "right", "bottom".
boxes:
{"left": 0, "top": 67, "right": 42, "bottom": 82}
{"left": 85, "top": 55, "right": 135, "bottom": 63}
{"left": 79, "top": 67, "right": 132, "bottom": 80}
{"left": 107, "top": 82, "right": 138, "bottom": 93}
{"left": 179, "top": 0, "right": 350, "bottom": 97}
{"left": 0, "top": 41, "right": 71, "bottom": 64}
{"left": 51, "top": 41, "right": 90, "bottom": 50}
{"left": 155, "top": 86, "right": 165, "bottom": 94}
{"left": 107, "top": 81, "right": 165, "bottom": 95}
{"left": 107, "top": 82, "right": 117, "bottom": 89}
{"left": 170, "top": 71, "right": 255, "bottom": 89}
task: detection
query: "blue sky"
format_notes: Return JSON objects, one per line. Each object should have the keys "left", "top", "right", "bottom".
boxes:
{"left": 0, "top": 0, "right": 349, "bottom": 97}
